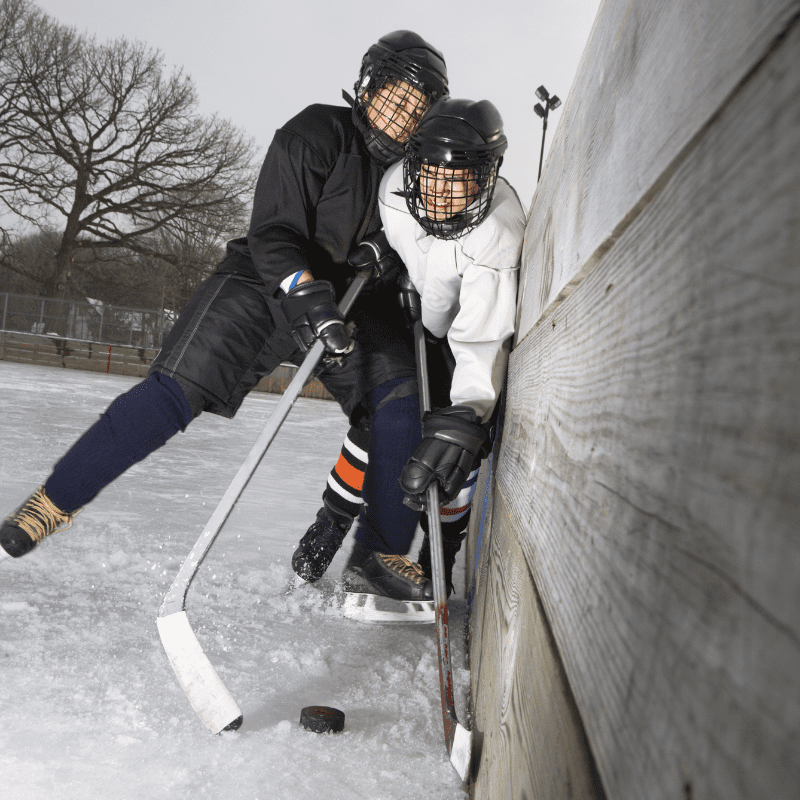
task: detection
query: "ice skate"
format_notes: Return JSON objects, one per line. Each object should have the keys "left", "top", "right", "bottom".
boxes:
{"left": 1, "top": 487, "right": 77, "bottom": 560}
{"left": 341, "top": 541, "right": 434, "bottom": 624}
{"left": 291, "top": 505, "right": 352, "bottom": 582}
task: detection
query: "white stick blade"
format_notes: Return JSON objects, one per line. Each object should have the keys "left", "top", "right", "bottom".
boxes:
{"left": 157, "top": 611, "right": 242, "bottom": 734}
{"left": 342, "top": 592, "right": 435, "bottom": 624}
{"left": 450, "top": 723, "right": 472, "bottom": 781}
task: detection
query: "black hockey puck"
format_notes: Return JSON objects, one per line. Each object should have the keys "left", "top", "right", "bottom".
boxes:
{"left": 299, "top": 705, "right": 345, "bottom": 734}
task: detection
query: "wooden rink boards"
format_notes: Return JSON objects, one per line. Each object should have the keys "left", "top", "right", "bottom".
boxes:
{"left": 466, "top": 1, "right": 800, "bottom": 798}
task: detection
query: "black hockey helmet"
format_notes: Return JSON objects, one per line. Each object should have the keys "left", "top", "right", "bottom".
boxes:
{"left": 403, "top": 98, "right": 508, "bottom": 239}
{"left": 352, "top": 31, "right": 448, "bottom": 167}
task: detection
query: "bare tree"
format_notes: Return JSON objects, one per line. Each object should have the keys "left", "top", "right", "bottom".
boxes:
{"left": 0, "top": 228, "right": 59, "bottom": 293}
{"left": 0, "top": 3, "right": 84, "bottom": 239}
{"left": 0, "top": 5, "right": 258, "bottom": 302}
{"left": 0, "top": 0, "right": 38, "bottom": 253}
{"left": 0, "top": 0, "right": 28, "bottom": 163}
{"left": 0, "top": 0, "right": 32, "bottom": 163}
{"left": 150, "top": 187, "right": 249, "bottom": 308}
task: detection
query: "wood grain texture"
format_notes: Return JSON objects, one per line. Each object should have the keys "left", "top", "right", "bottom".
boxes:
{"left": 517, "top": 0, "right": 800, "bottom": 340}
{"left": 469, "top": 487, "right": 604, "bottom": 800}
{"left": 497, "top": 18, "right": 800, "bottom": 800}
{"left": 465, "top": 456, "right": 495, "bottom": 676}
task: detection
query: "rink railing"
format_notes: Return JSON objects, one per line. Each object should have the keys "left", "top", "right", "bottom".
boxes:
{"left": 0, "top": 292, "right": 332, "bottom": 400}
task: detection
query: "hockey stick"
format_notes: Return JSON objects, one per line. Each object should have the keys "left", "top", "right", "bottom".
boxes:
{"left": 411, "top": 312, "right": 472, "bottom": 781}
{"left": 157, "top": 269, "right": 372, "bottom": 735}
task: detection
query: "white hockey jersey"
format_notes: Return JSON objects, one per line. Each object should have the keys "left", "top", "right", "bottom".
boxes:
{"left": 378, "top": 160, "right": 525, "bottom": 421}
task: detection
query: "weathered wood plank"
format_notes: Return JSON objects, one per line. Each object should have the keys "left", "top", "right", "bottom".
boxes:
{"left": 469, "top": 487, "right": 604, "bottom": 800}
{"left": 465, "top": 457, "right": 494, "bottom": 645}
{"left": 497, "top": 19, "right": 800, "bottom": 800}
{"left": 517, "top": 0, "right": 800, "bottom": 340}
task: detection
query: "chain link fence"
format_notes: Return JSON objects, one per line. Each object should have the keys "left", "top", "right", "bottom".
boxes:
{"left": 0, "top": 292, "right": 174, "bottom": 348}
{"left": 0, "top": 291, "right": 333, "bottom": 399}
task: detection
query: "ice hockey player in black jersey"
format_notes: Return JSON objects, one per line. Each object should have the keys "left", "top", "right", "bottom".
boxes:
{"left": 0, "top": 31, "right": 449, "bottom": 608}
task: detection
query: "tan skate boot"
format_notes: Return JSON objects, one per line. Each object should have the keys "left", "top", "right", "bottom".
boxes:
{"left": 1, "top": 487, "right": 77, "bottom": 559}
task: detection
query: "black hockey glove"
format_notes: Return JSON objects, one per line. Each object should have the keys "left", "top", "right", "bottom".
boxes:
{"left": 400, "top": 405, "right": 488, "bottom": 510}
{"left": 281, "top": 280, "right": 352, "bottom": 355}
{"left": 397, "top": 273, "right": 422, "bottom": 327}
{"left": 347, "top": 230, "right": 404, "bottom": 284}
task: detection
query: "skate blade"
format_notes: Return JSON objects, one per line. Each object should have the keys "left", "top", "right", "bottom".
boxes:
{"left": 342, "top": 592, "right": 434, "bottom": 624}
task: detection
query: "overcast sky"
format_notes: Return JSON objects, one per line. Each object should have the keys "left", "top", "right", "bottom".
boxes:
{"left": 32, "top": 0, "right": 602, "bottom": 210}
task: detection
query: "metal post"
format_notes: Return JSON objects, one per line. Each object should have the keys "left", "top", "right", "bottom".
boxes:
{"left": 2, "top": 292, "right": 8, "bottom": 330}
{"left": 537, "top": 112, "right": 549, "bottom": 182}
{"left": 534, "top": 85, "right": 562, "bottom": 183}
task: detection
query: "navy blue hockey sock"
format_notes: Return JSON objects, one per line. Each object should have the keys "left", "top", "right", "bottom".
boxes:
{"left": 44, "top": 373, "right": 194, "bottom": 513}
{"left": 354, "top": 378, "right": 421, "bottom": 555}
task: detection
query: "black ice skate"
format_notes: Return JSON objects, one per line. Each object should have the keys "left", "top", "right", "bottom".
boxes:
{"left": 1, "top": 486, "right": 77, "bottom": 560}
{"left": 341, "top": 541, "right": 434, "bottom": 624}
{"left": 291, "top": 505, "right": 352, "bottom": 582}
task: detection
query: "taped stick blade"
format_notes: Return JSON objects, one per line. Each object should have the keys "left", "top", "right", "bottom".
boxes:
{"left": 450, "top": 723, "right": 472, "bottom": 781}
{"left": 157, "top": 611, "right": 242, "bottom": 734}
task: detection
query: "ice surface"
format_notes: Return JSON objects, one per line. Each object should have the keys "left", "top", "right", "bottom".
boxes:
{"left": 0, "top": 362, "right": 470, "bottom": 799}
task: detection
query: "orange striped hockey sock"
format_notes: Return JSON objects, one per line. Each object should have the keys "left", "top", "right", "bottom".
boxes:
{"left": 322, "top": 424, "right": 369, "bottom": 521}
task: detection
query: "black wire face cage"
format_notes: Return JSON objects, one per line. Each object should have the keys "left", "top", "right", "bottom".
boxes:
{"left": 403, "top": 153, "right": 501, "bottom": 239}
{"left": 354, "top": 66, "right": 439, "bottom": 166}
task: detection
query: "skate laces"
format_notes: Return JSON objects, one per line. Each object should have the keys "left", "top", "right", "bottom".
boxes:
{"left": 11, "top": 487, "right": 76, "bottom": 544}
{"left": 378, "top": 554, "right": 427, "bottom": 586}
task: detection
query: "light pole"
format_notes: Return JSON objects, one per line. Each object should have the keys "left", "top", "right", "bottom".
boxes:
{"left": 534, "top": 85, "right": 561, "bottom": 182}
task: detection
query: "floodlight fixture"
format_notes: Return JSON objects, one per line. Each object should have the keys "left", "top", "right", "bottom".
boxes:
{"left": 550, "top": 95, "right": 561, "bottom": 110}
{"left": 536, "top": 85, "right": 549, "bottom": 102}
{"left": 534, "top": 103, "right": 545, "bottom": 118}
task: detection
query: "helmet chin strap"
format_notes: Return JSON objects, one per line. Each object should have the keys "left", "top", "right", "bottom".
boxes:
{"left": 341, "top": 89, "right": 355, "bottom": 107}
{"left": 363, "top": 131, "right": 402, "bottom": 167}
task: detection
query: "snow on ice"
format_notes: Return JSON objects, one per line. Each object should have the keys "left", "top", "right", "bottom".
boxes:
{"left": 0, "top": 361, "right": 470, "bottom": 799}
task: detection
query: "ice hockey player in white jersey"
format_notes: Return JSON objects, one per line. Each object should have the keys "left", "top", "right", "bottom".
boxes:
{"left": 292, "top": 97, "right": 525, "bottom": 612}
